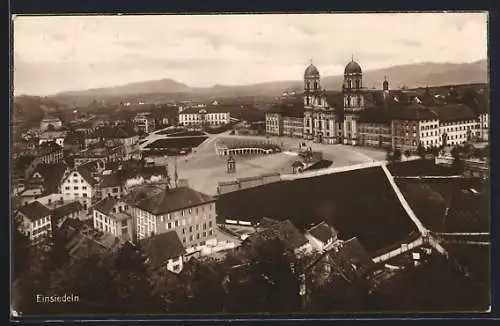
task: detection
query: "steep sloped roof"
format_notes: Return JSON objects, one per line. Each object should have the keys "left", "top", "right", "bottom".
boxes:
{"left": 18, "top": 201, "right": 51, "bottom": 222}
{"left": 139, "top": 231, "right": 185, "bottom": 268}
{"left": 94, "top": 197, "right": 121, "bottom": 215}
{"left": 136, "top": 186, "right": 214, "bottom": 215}
{"left": 31, "top": 163, "right": 69, "bottom": 193}
{"left": 308, "top": 221, "right": 337, "bottom": 244}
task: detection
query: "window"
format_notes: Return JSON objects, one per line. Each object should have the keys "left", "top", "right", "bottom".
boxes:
{"left": 196, "top": 233, "right": 200, "bottom": 239}
{"left": 73, "top": 179, "right": 78, "bottom": 183}
{"left": 65, "top": 186, "right": 70, "bottom": 190}
{"left": 82, "top": 186, "right": 87, "bottom": 190}
{"left": 182, "top": 228, "right": 185, "bottom": 234}
{"left": 74, "top": 186, "right": 79, "bottom": 190}
{"left": 189, "top": 226, "right": 193, "bottom": 233}
{"left": 121, "top": 220, "right": 127, "bottom": 227}
{"left": 160, "top": 215, "right": 164, "bottom": 222}
{"left": 83, "top": 193, "right": 88, "bottom": 198}
{"left": 73, "top": 173, "right": 78, "bottom": 177}
{"left": 167, "top": 222, "right": 172, "bottom": 229}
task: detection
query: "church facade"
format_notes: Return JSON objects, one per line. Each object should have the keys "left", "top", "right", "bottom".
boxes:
{"left": 303, "top": 59, "right": 366, "bottom": 145}
{"left": 265, "top": 59, "right": 489, "bottom": 151}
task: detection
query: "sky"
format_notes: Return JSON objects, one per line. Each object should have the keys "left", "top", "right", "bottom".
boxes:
{"left": 13, "top": 12, "right": 488, "bottom": 96}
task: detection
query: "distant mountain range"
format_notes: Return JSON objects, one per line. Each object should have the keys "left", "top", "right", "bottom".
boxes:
{"left": 41, "top": 59, "right": 487, "bottom": 106}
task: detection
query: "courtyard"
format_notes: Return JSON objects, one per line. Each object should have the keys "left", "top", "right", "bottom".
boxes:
{"left": 158, "top": 132, "right": 388, "bottom": 196}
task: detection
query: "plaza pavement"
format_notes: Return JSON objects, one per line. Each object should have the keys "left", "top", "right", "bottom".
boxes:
{"left": 158, "top": 131, "right": 388, "bottom": 196}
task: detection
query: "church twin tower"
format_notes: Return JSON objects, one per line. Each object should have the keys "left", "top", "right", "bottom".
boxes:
{"left": 303, "top": 59, "right": 381, "bottom": 145}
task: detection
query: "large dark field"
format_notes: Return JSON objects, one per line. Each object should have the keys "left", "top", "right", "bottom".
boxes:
{"left": 216, "top": 166, "right": 418, "bottom": 254}
{"left": 397, "top": 178, "right": 489, "bottom": 232}
{"left": 145, "top": 136, "right": 208, "bottom": 149}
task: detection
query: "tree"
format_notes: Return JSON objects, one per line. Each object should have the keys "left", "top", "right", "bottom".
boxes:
{"left": 224, "top": 239, "right": 301, "bottom": 313}
{"left": 393, "top": 149, "right": 402, "bottom": 162}
{"left": 12, "top": 218, "right": 32, "bottom": 281}
{"left": 417, "top": 143, "right": 426, "bottom": 158}
{"left": 450, "top": 146, "right": 464, "bottom": 173}
{"left": 385, "top": 149, "right": 393, "bottom": 162}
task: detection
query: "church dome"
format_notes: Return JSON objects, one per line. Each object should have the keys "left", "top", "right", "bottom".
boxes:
{"left": 304, "top": 64, "right": 320, "bottom": 78}
{"left": 344, "top": 60, "right": 362, "bottom": 74}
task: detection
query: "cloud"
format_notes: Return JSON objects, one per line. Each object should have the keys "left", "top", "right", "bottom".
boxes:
{"left": 13, "top": 13, "right": 487, "bottom": 95}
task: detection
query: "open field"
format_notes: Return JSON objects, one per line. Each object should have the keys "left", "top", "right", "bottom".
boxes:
{"left": 216, "top": 166, "right": 418, "bottom": 254}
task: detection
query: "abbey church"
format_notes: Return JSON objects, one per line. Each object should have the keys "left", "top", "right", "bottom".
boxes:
{"left": 265, "top": 59, "right": 489, "bottom": 152}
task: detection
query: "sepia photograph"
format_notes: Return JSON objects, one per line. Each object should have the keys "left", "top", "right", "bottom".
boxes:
{"left": 11, "top": 12, "right": 490, "bottom": 318}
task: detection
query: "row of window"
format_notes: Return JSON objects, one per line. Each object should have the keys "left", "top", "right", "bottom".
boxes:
{"left": 65, "top": 192, "right": 89, "bottom": 198}
{"left": 33, "top": 216, "right": 50, "bottom": 228}
{"left": 182, "top": 229, "right": 214, "bottom": 244}
{"left": 181, "top": 221, "right": 213, "bottom": 234}
{"left": 65, "top": 186, "right": 88, "bottom": 190}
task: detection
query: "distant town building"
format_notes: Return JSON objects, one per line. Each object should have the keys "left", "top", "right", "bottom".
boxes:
{"left": 265, "top": 59, "right": 490, "bottom": 152}
{"left": 40, "top": 116, "right": 62, "bottom": 131}
{"left": 133, "top": 112, "right": 156, "bottom": 134}
{"left": 178, "top": 107, "right": 231, "bottom": 128}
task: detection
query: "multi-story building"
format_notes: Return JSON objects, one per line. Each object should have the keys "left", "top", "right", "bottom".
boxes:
{"left": 73, "top": 142, "right": 126, "bottom": 168}
{"left": 265, "top": 101, "right": 303, "bottom": 138}
{"left": 130, "top": 186, "right": 216, "bottom": 249}
{"left": 133, "top": 112, "right": 156, "bottom": 134}
{"left": 179, "top": 107, "right": 231, "bottom": 128}
{"left": 93, "top": 197, "right": 133, "bottom": 242}
{"left": 431, "top": 104, "right": 478, "bottom": 147}
{"left": 265, "top": 112, "right": 282, "bottom": 136}
{"left": 59, "top": 165, "right": 98, "bottom": 210}
{"left": 32, "top": 141, "right": 64, "bottom": 165}
{"left": 15, "top": 201, "right": 52, "bottom": 243}
{"left": 391, "top": 106, "right": 438, "bottom": 152}
{"left": 40, "top": 116, "right": 62, "bottom": 131}
{"left": 265, "top": 59, "right": 490, "bottom": 153}
{"left": 283, "top": 115, "right": 304, "bottom": 138}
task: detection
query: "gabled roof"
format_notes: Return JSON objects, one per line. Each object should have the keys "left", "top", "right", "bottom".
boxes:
{"left": 52, "top": 201, "right": 84, "bottom": 219}
{"left": 136, "top": 186, "right": 214, "bottom": 215}
{"left": 139, "top": 231, "right": 185, "bottom": 268}
{"left": 94, "top": 197, "right": 121, "bottom": 215}
{"left": 98, "top": 173, "right": 126, "bottom": 189}
{"left": 17, "top": 201, "right": 51, "bottom": 222}
{"left": 250, "top": 219, "right": 308, "bottom": 251}
{"left": 58, "top": 218, "right": 121, "bottom": 258}
{"left": 76, "top": 165, "right": 98, "bottom": 186}
{"left": 31, "top": 163, "right": 69, "bottom": 193}
{"left": 329, "top": 237, "right": 374, "bottom": 278}
{"left": 308, "top": 221, "right": 337, "bottom": 244}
